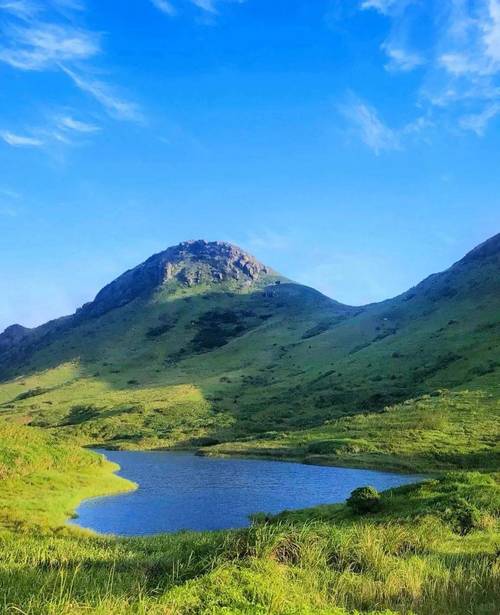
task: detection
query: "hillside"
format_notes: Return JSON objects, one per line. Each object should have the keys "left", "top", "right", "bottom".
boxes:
{"left": 1, "top": 236, "right": 499, "bottom": 615}
{"left": 0, "top": 235, "right": 499, "bottom": 450}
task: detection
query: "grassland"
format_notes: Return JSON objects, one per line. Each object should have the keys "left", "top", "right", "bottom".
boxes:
{"left": 0, "top": 418, "right": 498, "bottom": 615}
{"left": 204, "top": 390, "right": 500, "bottom": 473}
{"left": 1, "top": 260, "right": 499, "bottom": 453}
{"left": 0, "top": 422, "right": 134, "bottom": 530}
{"left": 0, "top": 234, "right": 498, "bottom": 451}
{"left": 0, "top": 240, "right": 499, "bottom": 612}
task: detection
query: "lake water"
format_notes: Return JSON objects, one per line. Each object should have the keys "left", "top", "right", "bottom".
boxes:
{"left": 71, "top": 450, "right": 420, "bottom": 535}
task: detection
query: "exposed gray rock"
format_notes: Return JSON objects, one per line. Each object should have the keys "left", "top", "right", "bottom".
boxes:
{"left": 77, "top": 240, "right": 272, "bottom": 319}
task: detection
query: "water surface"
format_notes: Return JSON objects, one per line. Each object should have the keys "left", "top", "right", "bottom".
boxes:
{"left": 71, "top": 450, "right": 420, "bottom": 535}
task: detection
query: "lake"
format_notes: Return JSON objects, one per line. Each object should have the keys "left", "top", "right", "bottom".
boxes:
{"left": 71, "top": 450, "right": 420, "bottom": 535}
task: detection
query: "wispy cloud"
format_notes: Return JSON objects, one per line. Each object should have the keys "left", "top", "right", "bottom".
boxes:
{"left": 0, "top": 0, "right": 39, "bottom": 18}
{"left": 361, "top": 0, "right": 500, "bottom": 135}
{"left": 0, "top": 186, "right": 21, "bottom": 217}
{"left": 62, "top": 67, "right": 142, "bottom": 122}
{"left": 382, "top": 42, "right": 424, "bottom": 72}
{"left": 192, "top": 0, "right": 217, "bottom": 13}
{"left": 244, "top": 229, "right": 295, "bottom": 252}
{"left": 0, "top": 0, "right": 141, "bottom": 146}
{"left": 57, "top": 115, "right": 99, "bottom": 133}
{"left": 151, "top": 0, "right": 246, "bottom": 18}
{"left": 340, "top": 97, "right": 400, "bottom": 154}
{"left": 459, "top": 102, "right": 500, "bottom": 135}
{"left": 1, "top": 130, "right": 43, "bottom": 147}
{"left": 0, "top": 21, "right": 99, "bottom": 70}
{"left": 0, "top": 205, "right": 19, "bottom": 217}
{"left": 150, "top": 0, "right": 176, "bottom": 16}
{"left": 361, "top": 0, "right": 407, "bottom": 14}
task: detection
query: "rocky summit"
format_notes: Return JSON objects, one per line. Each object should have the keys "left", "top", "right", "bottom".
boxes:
{"left": 77, "top": 240, "right": 274, "bottom": 320}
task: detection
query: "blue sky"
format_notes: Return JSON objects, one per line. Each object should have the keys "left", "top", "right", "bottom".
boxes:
{"left": 1, "top": 0, "right": 499, "bottom": 330}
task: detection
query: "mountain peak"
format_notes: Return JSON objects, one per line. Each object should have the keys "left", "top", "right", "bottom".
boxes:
{"left": 78, "top": 240, "right": 274, "bottom": 319}
{"left": 0, "top": 324, "right": 30, "bottom": 351}
{"left": 161, "top": 239, "right": 271, "bottom": 286}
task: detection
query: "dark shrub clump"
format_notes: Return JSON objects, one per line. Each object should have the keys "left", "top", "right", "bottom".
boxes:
{"left": 347, "top": 486, "right": 381, "bottom": 514}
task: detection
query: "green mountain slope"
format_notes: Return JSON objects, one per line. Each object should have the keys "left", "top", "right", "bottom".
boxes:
{"left": 0, "top": 235, "right": 499, "bottom": 450}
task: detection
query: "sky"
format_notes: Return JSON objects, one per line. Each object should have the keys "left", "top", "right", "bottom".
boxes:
{"left": 1, "top": 0, "right": 500, "bottom": 331}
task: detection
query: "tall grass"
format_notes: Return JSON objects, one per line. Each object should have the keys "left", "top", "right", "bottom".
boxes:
{"left": 0, "top": 418, "right": 498, "bottom": 614}
{"left": 1, "top": 514, "right": 497, "bottom": 614}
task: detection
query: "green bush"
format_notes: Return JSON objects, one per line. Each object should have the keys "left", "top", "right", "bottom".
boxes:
{"left": 347, "top": 486, "right": 381, "bottom": 514}
{"left": 445, "top": 496, "right": 482, "bottom": 535}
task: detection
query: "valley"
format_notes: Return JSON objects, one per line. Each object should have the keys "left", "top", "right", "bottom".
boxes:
{"left": 0, "top": 237, "right": 498, "bottom": 614}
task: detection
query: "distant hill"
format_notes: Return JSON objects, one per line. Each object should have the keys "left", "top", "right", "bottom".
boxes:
{"left": 0, "top": 235, "right": 499, "bottom": 449}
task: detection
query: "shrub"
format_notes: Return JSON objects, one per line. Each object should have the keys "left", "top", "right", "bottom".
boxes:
{"left": 347, "top": 486, "right": 381, "bottom": 514}
{"left": 444, "top": 496, "right": 482, "bottom": 535}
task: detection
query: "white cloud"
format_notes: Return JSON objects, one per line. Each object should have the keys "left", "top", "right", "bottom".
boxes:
{"left": 57, "top": 115, "right": 99, "bottom": 132}
{"left": 484, "top": 0, "right": 500, "bottom": 63}
{"left": 0, "top": 186, "right": 21, "bottom": 217}
{"left": 151, "top": 0, "right": 246, "bottom": 18}
{"left": 192, "top": 0, "right": 217, "bottom": 13}
{"left": 459, "top": 102, "right": 500, "bottom": 135}
{"left": 52, "top": 0, "right": 85, "bottom": 10}
{"left": 383, "top": 43, "right": 424, "bottom": 71}
{"left": 1, "top": 130, "right": 43, "bottom": 147}
{"left": 0, "top": 0, "right": 141, "bottom": 131}
{"left": 341, "top": 98, "right": 400, "bottom": 154}
{"left": 151, "top": 0, "right": 176, "bottom": 16}
{"left": 361, "top": 0, "right": 408, "bottom": 15}
{"left": 359, "top": 0, "right": 500, "bottom": 136}
{"left": 62, "top": 68, "right": 142, "bottom": 122}
{"left": 0, "top": 0, "right": 38, "bottom": 18}
{"left": 0, "top": 22, "right": 99, "bottom": 70}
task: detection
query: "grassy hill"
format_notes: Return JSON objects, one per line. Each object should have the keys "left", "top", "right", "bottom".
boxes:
{"left": 0, "top": 236, "right": 499, "bottom": 450}
{"left": 203, "top": 389, "right": 500, "bottom": 472}
{"left": 0, "top": 237, "right": 499, "bottom": 614}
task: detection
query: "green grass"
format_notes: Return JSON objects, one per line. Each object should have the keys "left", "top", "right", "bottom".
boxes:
{"left": 0, "top": 420, "right": 498, "bottom": 614}
{"left": 0, "top": 241, "right": 499, "bottom": 612}
{"left": 0, "top": 422, "right": 134, "bottom": 529}
{"left": 0, "top": 237, "right": 499, "bottom": 449}
{"left": 205, "top": 389, "right": 500, "bottom": 473}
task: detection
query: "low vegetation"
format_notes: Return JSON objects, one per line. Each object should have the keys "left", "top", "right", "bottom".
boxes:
{"left": 0, "top": 422, "right": 133, "bottom": 530}
{"left": 205, "top": 390, "right": 500, "bottom": 473}
{"left": 0, "top": 240, "right": 499, "bottom": 612}
{"left": 0, "top": 414, "right": 498, "bottom": 614}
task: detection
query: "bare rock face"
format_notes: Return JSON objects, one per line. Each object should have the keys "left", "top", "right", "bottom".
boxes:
{"left": 77, "top": 240, "right": 271, "bottom": 319}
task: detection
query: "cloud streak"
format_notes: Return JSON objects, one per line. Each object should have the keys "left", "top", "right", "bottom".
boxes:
{"left": 151, "top": 0, "right": 246, "bottom": 18}
{"left": 57, "top": 115, "right": 99, "bottom": 133}
{"left": 340, "top": 97, "right": 400, "bottom": 154}
{"left": 1, "top": 130, "right": 43, "bottom": 147}
{"left": 62, "top": 67, "right": 142, "bottom": 122}
{"left": 0, "top": 21, "right": 99, "bottom": 70}
{"left": 151, "top": 0, "right": 176, "bottom": 15}
{"left": 0, "top": 0, "right": 142, "bottom": 146}
{"left": 360, "top": 0, "right": 500, "bottom": 135}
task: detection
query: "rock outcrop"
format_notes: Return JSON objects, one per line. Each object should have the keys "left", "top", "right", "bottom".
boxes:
{"left": 77, "top": 240, "right": 272, "bottom": 319}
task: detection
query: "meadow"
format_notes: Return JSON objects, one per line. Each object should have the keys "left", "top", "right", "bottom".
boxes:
{"left": 0, "top": 241, "right": 499, "bottom": 613}
{"left": 0, "top": 401, "right": 498, "bottom": 615}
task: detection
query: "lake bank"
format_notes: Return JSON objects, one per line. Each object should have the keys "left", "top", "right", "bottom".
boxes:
{"left": 70, "top": 449, "right": 422, "bottom": 535}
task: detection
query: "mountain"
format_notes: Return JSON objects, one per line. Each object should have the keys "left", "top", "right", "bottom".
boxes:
{"left": 0, "top": 235, "right": 499, "bottom": 450}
